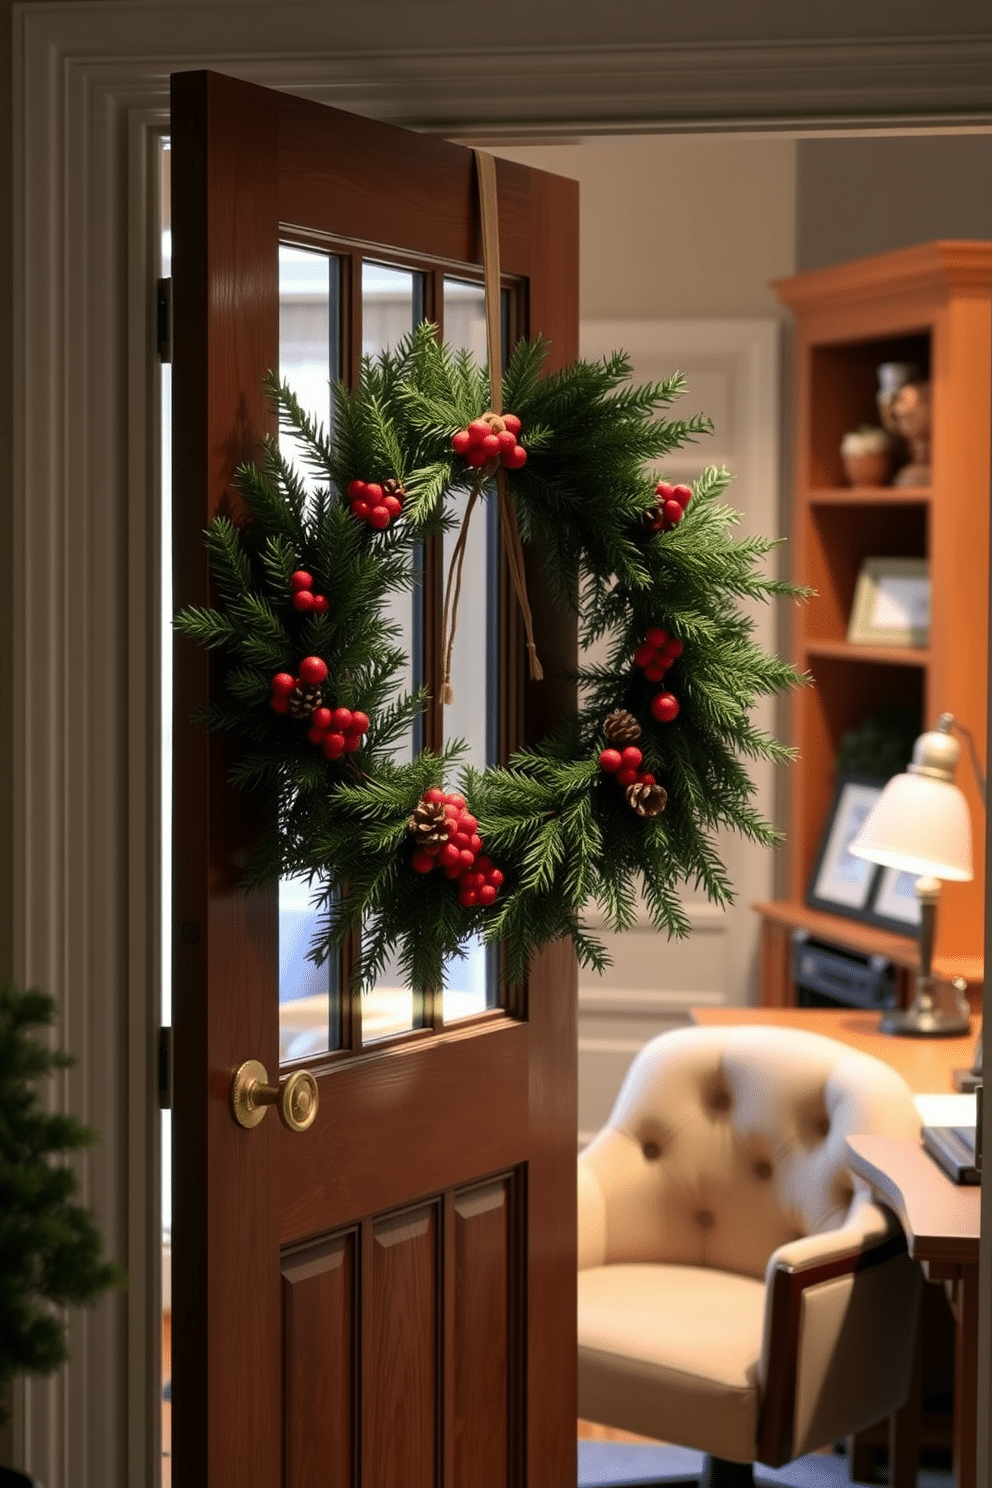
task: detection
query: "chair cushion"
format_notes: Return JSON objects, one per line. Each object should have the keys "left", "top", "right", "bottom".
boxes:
{"left": 578, "top": 1262, "right": 765, "bottom": 1463}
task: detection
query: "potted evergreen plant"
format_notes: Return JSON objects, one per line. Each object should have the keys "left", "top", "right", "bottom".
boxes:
{"left": 0, "top": 983, "right": 124, "bottom": 1487}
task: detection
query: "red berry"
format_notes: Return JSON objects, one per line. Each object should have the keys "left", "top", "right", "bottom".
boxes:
{"left": 270, "top": 696, "right": 289, "bottom": 714}
{"left": 465, "top": 446, "right": 489, "bottom": 468}
{"left": 638, "top": 772, "right": 656, "bottom": 786}
{"left": 655, "top": 482, "right": 675, "bottom": 500}
{"left": 311, "top": 707, "right": 332, "bottom": 733}
{"left": 478, "top": 884, "right": 498, "bottom": 906}
{"left": 448, "top": 794, "right": 466, "bottom": 808}
{"left": 481, "top": 434, "right": 501, "bottom": 458}
{"left": 331, "top": 707, "right": 353, "bottom": 731}
{"left": 502, "top": 445, "right": 527, "bottom": 469}
{"left": 468, "top": 419, "right": 490, "bottom": 442}
{"left": 368, "top": 505, "right": 391, "bottom": 530}
{"left": 651, "top": 692, "right": 680, "bottom": 723}
{"left": 364, "top": 484, "right": 383, "bottom": 503}
{"left": 343, "top": 733, "right": 362, "bottom": 752}
{"left": 673, "top": 484, "right": 693, "bottom": 508}
{"left": 469, "top": 834, "right": 483, "bottom": 854}
{"left": 451, "top": 430, "right": 471, "bottom": 455}
{"left": 346, "top": 480, "right": 366, "bottom": 500}
{"left": 502, "top": 414, "right": 522, "bottom": 436}
{"left": 412, "top": 849, "right": 436, "bottom": 874}
{"left": 643, "top": 663, "right": 667, "bottom": 683}
{"left": 311, "top": 594, "right": 329, "bottom": 615}
{"left": 292, "top": 589, "right": 315, "bottom": 611}
{"left": 306, "top": 724, "right": 326, "bottom": 744}
{"left": 459, "top": 889, "right": 479, "bottom": 907}
{"left": 459, "top": 812, "right": 478, "bottom": 833}
{"left": 290, "top": 570, "right": 313, "bottom": 591}
{"left": 323, "top": 733, "right": 345, "bottom": 758}
{"left": 487, "top": 868, "right": 505, "bottom": 889}
{"left": 496, "top": 430, "right": 517, "bottom": 454}
{"left": 439, "top": 843, "right": 461, "bottom": 868}
{"left": 620, "top": 746, "right": 643, "bottom": 769}
{"left": 298, "top": 656, "right": 328, "bottom": 685}
{"left": 599, "top": 748, "right": 622, "bottom": 773}
{"left": 459, "top": 849, "right": 475, "bottom": 868}
{"left": 271, "top": 672, "right": 296, "bottom": 696}
{"left": 452, "top": 831, "right": 471, "bottom": 850}
{"left": 350, "top": 711, "right": 369, "bottom": 734}
{"left": 633, "top": 643, "right": 655, "bottom": 668}
{"left": 383, "top": 495, "right": 402, "bottom": 517}
{"left": 425, "top": 787, "right": 444, "bottom": 803}
{"left": 443, "top": 863, "right": 463, "bottom": 879}
{"left": 646, "top": 627, "right": 668, "bottom": 650}
{"left": 663, "top": 638, "right": 683, "bottom": 660}
{"left": 352, "top": 501, "right": 370, "bottom": 521}
{"left": 616, "top": 767, "right": 638, "bottom": 787}
{"left": 663, "top": 500, "right": 684, "bottom": 526}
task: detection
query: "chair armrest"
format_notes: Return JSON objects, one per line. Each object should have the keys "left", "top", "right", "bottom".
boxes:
{"left": 577, "top": 1159, "right": 608, "bottom": 1271}
{"left": 764, "top": 1189, "right": 899, "bottom": 1277}
{"left": 757, "top": 1194, "right": 922, "bottom": 1466}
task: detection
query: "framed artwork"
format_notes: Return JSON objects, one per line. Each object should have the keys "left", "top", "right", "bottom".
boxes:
{"left": 847, "top": 557, "right": 930, "bottom": 647}
{"left": 866, "top": 864, "right": 922, "bottom": 936}
{"left": 805, "top": 774, "right": 884, "bottom": 922}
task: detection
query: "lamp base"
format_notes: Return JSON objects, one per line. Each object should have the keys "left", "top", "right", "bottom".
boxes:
{"left": 879, "top": 1004, "right": 971, "bottom": 1037}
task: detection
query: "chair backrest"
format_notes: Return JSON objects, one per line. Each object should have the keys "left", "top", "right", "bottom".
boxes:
{"left": 578, "top": 1024, "right": 921, "bottom": 1280}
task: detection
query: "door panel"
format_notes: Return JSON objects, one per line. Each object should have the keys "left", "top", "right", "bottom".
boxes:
{"left": 171, "top": 69, "right": 578, "bottom": 1487}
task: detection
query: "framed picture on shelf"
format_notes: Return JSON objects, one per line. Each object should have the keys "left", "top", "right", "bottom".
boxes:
{"left": 847, "top": 557, "right": 930, "bottom": 647}
{"left": 805, "top": 774, "right": 884, "bottom": 923}
{"left": 866, "top": 865, "right": 922, "bottom": 936}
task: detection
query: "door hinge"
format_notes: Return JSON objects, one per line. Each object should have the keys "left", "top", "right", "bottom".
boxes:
{"left": 156, "top": 276, "right": 173, "bottom": 364}
{"left": 158, "top": 1025, "right": 173, "bottom": 1110}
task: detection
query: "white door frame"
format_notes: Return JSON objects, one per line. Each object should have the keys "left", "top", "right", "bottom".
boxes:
{"left": 9, "top": 5, "right": 992, "bottom": 1482}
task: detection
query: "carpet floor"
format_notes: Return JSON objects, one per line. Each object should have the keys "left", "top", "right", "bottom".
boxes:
{"left": 577, "top": 1441, "right": 953, "bottom": 1487}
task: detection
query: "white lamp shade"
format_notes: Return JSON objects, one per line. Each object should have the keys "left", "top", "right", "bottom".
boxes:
{"left": 848, "top": 771, "right": 973, "bottom": 881}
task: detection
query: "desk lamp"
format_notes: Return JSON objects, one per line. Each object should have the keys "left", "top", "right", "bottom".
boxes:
{"left": 849, "top": 713, "right": 978, "bottom": 1036}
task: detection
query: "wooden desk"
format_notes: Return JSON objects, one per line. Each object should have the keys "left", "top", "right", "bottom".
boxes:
{"left": 847, "top": 1136, "right": 980, "bottom": 1488}
{"left": 690, "top": 1004, "right": 980, "bottom": 1095}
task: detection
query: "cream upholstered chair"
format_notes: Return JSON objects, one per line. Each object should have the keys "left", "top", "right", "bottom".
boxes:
{"left": 578, "top": 1024, "right": 924, "bottom": 1487}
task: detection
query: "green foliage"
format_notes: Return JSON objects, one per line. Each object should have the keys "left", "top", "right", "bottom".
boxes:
{"left": 174, "top": 323, "right": 806, "bottom": 992}
{"left": 0, "top": 984, "right": 124, "bottom": 1421}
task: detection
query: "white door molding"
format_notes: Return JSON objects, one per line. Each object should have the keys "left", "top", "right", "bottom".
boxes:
{"left": 576, "top": 318, "right": 782, "bottom": 1141}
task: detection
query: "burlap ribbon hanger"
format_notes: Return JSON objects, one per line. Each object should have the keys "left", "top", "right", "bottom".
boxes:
{"left": 439, "top": 149, "right": 543, "bottom": 706}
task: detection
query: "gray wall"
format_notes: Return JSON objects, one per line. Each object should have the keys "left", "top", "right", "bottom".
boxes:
{"left": 796, "top": 134, "right": 992, "bottom": 270}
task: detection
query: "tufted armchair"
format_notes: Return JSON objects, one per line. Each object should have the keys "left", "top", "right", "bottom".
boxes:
{"left": 578, "top": 1024, "right": 924, "bottom": 1487}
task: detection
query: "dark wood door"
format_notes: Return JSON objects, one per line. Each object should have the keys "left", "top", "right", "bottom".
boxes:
{"left": 170, "top": 71, "right": 579, "bottom": 1487}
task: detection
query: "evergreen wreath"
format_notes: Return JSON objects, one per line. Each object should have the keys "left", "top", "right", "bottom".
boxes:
{"left": 175, "top": 322, "right": 804, "bottom": 994}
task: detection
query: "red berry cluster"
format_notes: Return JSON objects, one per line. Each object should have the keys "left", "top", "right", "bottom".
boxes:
{"left": 345, "top": 479, "right": 404, "bottom": 531}
{"left": 633, "top": 626, "right": 683, "bottom": 684}
{"left": 290, "top": 570, "right": 329, "bottom": 614}
{"left": 451, "top": 412, "right": 527, "bottom": 470}
{"left": 270, "top": 655, "right": 328, "bottom": 711}
{"left": 646, "top": 481, "right": 693, "bottom": 533}
{"left": 598, "top": 744, "right": 658, "bottom": 790}
{"left": 410, "top": 788, "right": 504, "bottom": 907}
{"left": 307, "top": 704, "right": 370, "bottom": 760}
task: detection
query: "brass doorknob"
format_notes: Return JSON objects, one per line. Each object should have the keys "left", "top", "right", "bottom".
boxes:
{"left": 230, "top": 1059, "right": 319, "bottom": 1133}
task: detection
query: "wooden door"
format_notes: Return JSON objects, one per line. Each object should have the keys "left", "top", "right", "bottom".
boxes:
{"left": 170, "top": 71, "right": 579, "bottom": 1488}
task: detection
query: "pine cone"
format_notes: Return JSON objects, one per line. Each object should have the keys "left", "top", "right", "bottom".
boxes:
{"left": 604, "top": 709, "right": 642, "bottom": 745}
{"left": 626, "top": 781, "right": 668, "bottom": 818}
{"left": 288, "top": 684, "right": 323, "bottom": 720}
{"left": 408, "top": 797, "right": 448, "bottom": 849}
{"left": 383, "top": 478, "right": 406, "bottom": 498}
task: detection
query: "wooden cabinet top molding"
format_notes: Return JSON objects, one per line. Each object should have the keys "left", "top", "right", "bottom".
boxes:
{"left": 772, "top": 239, "right": 992, "bottom": 317}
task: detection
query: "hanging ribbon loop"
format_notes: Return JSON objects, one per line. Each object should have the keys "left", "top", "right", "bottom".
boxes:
{"left": 438, "top": 149, "right": 543, "bottom": 705}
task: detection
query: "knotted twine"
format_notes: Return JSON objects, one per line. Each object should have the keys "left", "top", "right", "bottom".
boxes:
{"left": 439, "top": 149, "right": 543, "bottom": 705}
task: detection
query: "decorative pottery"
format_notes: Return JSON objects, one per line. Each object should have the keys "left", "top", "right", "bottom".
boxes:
{"left": 840, "top": 426, "right": 894, "bottom": 487}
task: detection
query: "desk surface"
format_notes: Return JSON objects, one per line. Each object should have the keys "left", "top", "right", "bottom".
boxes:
{"left": 846, "top": 1135, "right": 980, "bottom": 1267}
{"left": 690, "top": 1005, "right": 981, "bottom": 1095}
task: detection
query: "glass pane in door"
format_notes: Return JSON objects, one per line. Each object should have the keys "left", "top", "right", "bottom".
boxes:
{"left": 440, "top": 277, "right": 499, "bottom": 1021}
{"left": 361, "top": 263, "right": 426, "bottom": 1040}
{"left": 278, "top": 244, "right": 340, "bottom": 1059}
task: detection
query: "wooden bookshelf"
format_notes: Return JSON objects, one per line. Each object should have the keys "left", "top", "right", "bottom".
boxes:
{"left": 759, "top": 241, "right": 991, "bottom": 1004}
